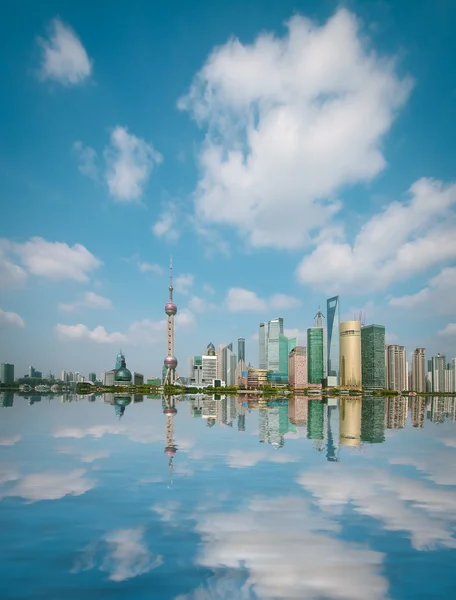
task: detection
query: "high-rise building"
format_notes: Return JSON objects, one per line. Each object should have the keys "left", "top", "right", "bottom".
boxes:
{"left": 267, "top": 317, "right": 284, "bottom": 371}
{"left": 222, "top": 344, "right": 237, "bottom": 386}
{"left": 411, "top": 348, "right": 426, "bottom": 392}
{"left": 288, "top": 346, "right": 307, "bottom": 388}
{"left": 314, "top": 307, "right": 326, "bottom": 376}
{"left": 238, "top": 338, "right": 245, "bottom": 363}
{"left": 259, "top": 323, "right": 268, "bottom": 369}
{"left": 307, "top": 327, "right": 324, "bottom": 384}
{"left": 88, "top": 372, "right": 97, "bottom": 383}
{"left": 385, "top": 345, "right": 407, "bottom": 392}
{"left": 326, "top": 296, "right": 340, "bottom": 385}
{"left": 189, "top": 356, "right": 203, "bottom": 385}
{"left": 0, "top": 363, "right": 14, "bottom": 385}
{"left": 340, "top": 397, "right": 362, "bottom": 446}
{"left": 216, "top": 343, "right": 228, "bottom": 379}
{"left": 340, "top": 321, "right": 362, "bottom": 390}
{"left": 431, "top": 353, "right": 446, "bottom": 392}
{"left": 202, "top": 343, "right": 217, "bottom": 385}
{"left": 361, "top": 324, "right": 385, "bottom": 389}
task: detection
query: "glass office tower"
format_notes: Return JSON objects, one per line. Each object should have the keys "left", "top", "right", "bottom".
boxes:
{"left": 267, "top": 317, "right": 284, "bottom": 372}
{"left": 238, "top": 338, "right": 245, "bottom": 363}
{"left": 307, "top": 327, "right": 324, "bottom": 384}
{"left": 326, "top": 296, "right": 340, "bottom": 384}
{"left": 259, "top": 323, "right": 268, "bottom": 369}
{"left": 361, "top": 324, "right": 385, "bottom": 389}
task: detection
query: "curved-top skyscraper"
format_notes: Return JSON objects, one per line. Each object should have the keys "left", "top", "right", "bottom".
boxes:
{"left": 163, "top": 257, "right": 180, "bottom": 385}
{"left": 326, "top": 296, "right": 340, "bottom": 384}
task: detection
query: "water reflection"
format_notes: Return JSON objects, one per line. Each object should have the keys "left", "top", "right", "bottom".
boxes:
{"left": 1, "top": 392, "right": 456, "bottom": 599}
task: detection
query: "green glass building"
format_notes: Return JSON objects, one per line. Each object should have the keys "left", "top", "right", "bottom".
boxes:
{"left": 361, "top": 324, "right": 386, "bottom": 389}
{"left": 307, "top": 399, "right": 324, "bottom": 440}
{"left": 307, "top": 327, "right": 324, "bottom": 384}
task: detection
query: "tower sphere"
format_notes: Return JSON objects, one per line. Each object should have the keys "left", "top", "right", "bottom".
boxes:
{"left": 164, "top": 446, "right": 177, "bottom": 456}
{"left": 165, "top": 302, "right": 177, "bottom": 316}
{"left": 164, "top": 355, "right": 178, "bottom": 368}
{"left": 163, "top": 407, "right": 178, "bottom": 415}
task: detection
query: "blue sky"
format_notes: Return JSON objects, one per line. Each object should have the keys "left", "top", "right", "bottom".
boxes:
{"left": 1, "top": 0, "right": 456, "bottom": 378}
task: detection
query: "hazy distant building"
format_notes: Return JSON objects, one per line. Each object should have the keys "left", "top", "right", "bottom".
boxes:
{"left": 385, "top": 345, "right": 407, "bottom": 392}
{"left": 238, "top": 338, "right": 245, "bottom": 363}
{"left": 259, "top": 323, "right": 268, "bottom": 369}
{"left": 0, "top": 363, "right": 14, "bottom": 385}
{"left": 267, "top": 318, "right": 284, "bottom": 372}
{"left": 361, "top": 325, "right": 385, "bottom": 389}
{"left": 340, "top": 397, "right": 362, "bottom": 447}
{"left": 88, "top": 372, "right": 97, "bottom": 383}
{"left": 327, "top": 296, "right": 340, "bottom": 385}
{"left": 411, "top": 348, "right": 426, "bottom": 392}
{"left": 431, "top": 354, "right": 446, "bottom": 392}
{"left": 288, "top": 346, "right": 307, "bottom": 388}
{"left": 307, "top": 327, "right": 324, "bottom": 384}
{"left": 340, "top": 321, "right": 362, "bottom": 390}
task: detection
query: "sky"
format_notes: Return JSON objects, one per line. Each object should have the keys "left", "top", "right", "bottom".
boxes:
{"left": 1, "top": 0, "right": 456, "bottom": 379}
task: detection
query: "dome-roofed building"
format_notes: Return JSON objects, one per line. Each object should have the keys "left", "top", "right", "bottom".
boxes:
{"left": 114, "top": 352, "right": 132, "bottom": 385}
{"left": 206, "top": 342, "right": 216, "bottom": 356}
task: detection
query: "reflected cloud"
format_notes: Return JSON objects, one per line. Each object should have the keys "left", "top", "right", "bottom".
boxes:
{"left": 101, "top": 528, "right": 163, "bottom": 582}
{"left": 0, "top": 434, "right": 22, "bottom": 446}
{"left": 227, "top": 450, "right": 299, "bottom": 469}
{"left": 151, "top": 501, "right": 182, "bottom": 523}
{"left": 54, "top": 425, "right": 126, "bottom": 438}
{"left": 299, "top": 466, "right": 456, "bottom": 550}
{"left": 0, "top": 469, "right": 96, "bottom": 502}
{"left": 0, "top": 464, "right": 20, "bottom": 485}
{"left": 57, "top": 448, "right": 110, "bottom": 463}
{"left": 390, "top": 450, "right": 456, "bottom": 486}
{"left": 186, "top": 496, "right": 387, "bottom": 600}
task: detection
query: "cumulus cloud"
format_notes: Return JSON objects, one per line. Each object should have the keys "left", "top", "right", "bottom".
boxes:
{"left": 0, "top": 248, "right": 28, "bottom": 291}
{"left": 152, "top": 203, "right": 180, "bottom": 241}
{"left": 55, "top": 323, "right": 126, "bottom": 344}
{"left": 179, "top": 8, "right": 412, "bottom": 250}
{"left": 299, "top": 466, "right": 456, "bottom": 551}
{"left": 1, "top": 237, "right": 101, "bottom": 282}
{"left": 0, "top": 469, "right": 96, "bottom": 502}
{"left": 438, "top": 323, "right": 456, "bottom": 337}
{"left": 226, "top": 288, "right": 301, "bottom": 313}
{"left": 174, "top": 273, "right": 194, "bottom": 294}
{"left": 37, "top": 18, "right": 92, "bottom": 85}
{"left": 137, "top": 261, "right": 163, "bottom": 275}
{"left": 297, "top": 178, "right": 456, "bottom": 293}
{"left": 390, "top": 266, "right": 456, "bottom": 315}
{"left": 74, "top": 141, "right": 98, "bottom": 179}
{"left": 187, "top": 496, "right": 387, "bottom": 600}
{"left": 0, "top": 434, "right": 22, "bottom": 446}
{"left": 58, "top": 291, "right": 112, "bottom": 312}
{"left": 0, "top": 308, "right": 25, "bottom": 328}
{"left": 188, "top": 296, "right": 216, "bottom": 313}
{"left": 203, "top": 283, "right": 215, "bottom": 295}
{"left": 104, "top": 126, "right": 162, "bottom": 201}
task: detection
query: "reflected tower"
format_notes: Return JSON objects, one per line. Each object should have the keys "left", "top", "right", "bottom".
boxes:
{"left": 163, "top": 396, "right": 178, "bottom": 488}
{"left": 163, "top": 257, "right": 180, "bottom": 385}
{"left": 340, "top": 397, "right": 362, "bottom": 447}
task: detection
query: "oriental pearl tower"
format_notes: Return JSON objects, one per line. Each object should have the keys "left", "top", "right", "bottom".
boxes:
{"left": 163, "top": 257, "right": 181, "bottom": 386}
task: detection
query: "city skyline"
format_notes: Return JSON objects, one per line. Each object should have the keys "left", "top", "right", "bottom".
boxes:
{"left": 1, "top": 1, "right": 456, "bottom": 377}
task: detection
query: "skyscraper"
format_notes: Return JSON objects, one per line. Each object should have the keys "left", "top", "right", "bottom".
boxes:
{"left": 385, "top": 345, "right": 407, "bottom": 392}
{"left": 222, "top": 344, "right": 237, "bottom": 386}
{"left": 431, "top": 353, "right": 446, "bottom": 392}
{"left": 0, "top": 363, "right": 14, "bottom": 385}
{"left": 361, "top": 324, "right": 385, "bottom": 389}
{"left": 267, "top": 317, "right": 284, "bottom": 371}
{"left": 411, "top": 348, "right": 426, "bottom": 392}
{"left": 307, "top": 327, "right": 324, "bottom": 384}
{"left": 238, "top": 338, "right": 245, "bottom": 363}
{"left": 259, "top": 322, "right": 268, "bottom": 369}
{"left": 340, "top": 321, "right": 362, "bottom": 390}
{"left": 288, "top": 346, "right": 307, "bottom": 388}
{"left": 326, "top": 296, "right": 340, "bottom": 385}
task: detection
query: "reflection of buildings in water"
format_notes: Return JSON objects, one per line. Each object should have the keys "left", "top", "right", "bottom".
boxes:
{"left": 288, "top": 395, "right": 308, "bottom": 426}
{"left": 307, "top": 399, "right": 325, "bottom": 442}
{"left": 385, "top": 396, "right": 408, "bottom": 429}
{"left": 361, "top": 397, "right": 385, "bottom": 443}
{"left": 428, "top": 396, "right": 456, "bottom": 423}
{"left": 29, "top": 396, "right": 41, "bottom": 406}
{"left": 202, "top": 395, "right": 217, "bottom": 427}
{"left": 133, "top": 394, "right": 144, "bottom": 403}
{"left": 259, "top": 401, "right": 293, "bottom": 449}
{"left": 410, "top": 396, "right": 426, "bottom": 428}
{"left": 340, "top": 397, "right": 362, "bottom": 447}
{"left": 103, "top": 393, "right": 114, "bottom": 404}
{"left": 114, "top": 395, "right": 132, "bottom": 418}
{"left": 0, "top": 392, "right": 14, "bottom": 407}
{"left": 163, "top": 396, "right": 178, "bottom": 488}
{"left": 190, "top": 396, "right": 204, "bottom": 418}
{"left": 60, "top": 393, "right": 78, "bottom": 403}
{"left": 237, "top": 403, "right": 246, "bottom": 431}
{"left": 326, "top": 398, "right": 340, "bottom": 462}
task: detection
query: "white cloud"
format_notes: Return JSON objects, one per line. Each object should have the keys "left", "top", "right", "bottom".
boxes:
{"left": 227, "top": 450, "right": 298, "bottom": 469}
{"left": 0, "top": 248, "right": 28, "bottom": 291}
{"left": 152, "top": 204, "right": 180, "bottom": 241}
{"left": 187, "top": 496, "right": 387, "bottom": 600}
{"left": 297, "top": 178, "right": 456, "bottom": 293}
{"left": 269, "top": 293, "right": 302, "bottom": 310}
{"left": 57, "top": 448, "right": 110, "bottom": 463}
{"left": 203, "top": 283, "right": 215, "bottom": 295}
{"left": 299, "top": 466, "right": 456, "bottom": 551}
{"left": 74, "top": 141, "right": 98, "bottom": 179}
{"left": 102, "top": 528, "right": 163, "bottom": 582}
{"left": 0, "top": 434, "right": 22, "bottom": 446}
{"left": 226, "top": 288, "right": 301, "bottom": 313}
{"left": 58, "top": 291, "right": 112, "bottom": 312}
{"left": 174, "top": 273, "right": 194, "bottom": 294}
{"left": 390, "top": 266, "right": 456, "bottom": 315}
{"left": 104, "top": 126, "right": 162, "bottom": 201}
{"left": 1, "top": 237, "right": 101, "bottom": 282}
{"left": 138, "top": 261, "right": 163, "bottom": 275}
{"left": 151, "top": 501, "right": 182, "bottom": 522}
{"left": 175, "top": 309, "right": 196, "bottom": 332}
{"left": 438, "top": 323, "right": 456, "bottom": 337}
{"left": 0, "top": 469, "right": 96, "bottom": 502}
{"left": 188, "top": 296, "right": 216, "bottom": 313}
{"left": 179, "top": 8, "right": 412, "bottom": 250}
{"left": 0, "top": 308, "right": 25, "bottom": 328}
{"left": 55, "top": 323, "right": 127, "bottom": 344}
{"left": 37, "top": 18, "right": 92, "bottom": 85}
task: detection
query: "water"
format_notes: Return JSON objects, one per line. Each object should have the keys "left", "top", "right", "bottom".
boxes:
{"left": 1, "top": 393, "right": 456, "bottom": 599}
